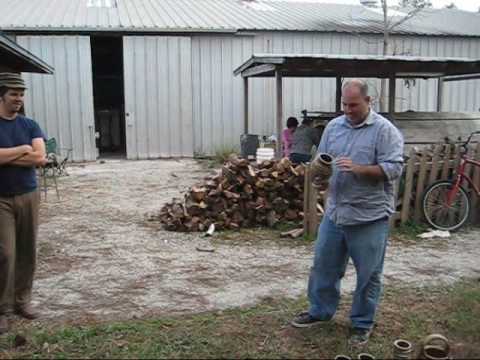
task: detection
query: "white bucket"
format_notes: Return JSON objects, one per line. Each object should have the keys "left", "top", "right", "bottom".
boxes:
{"left": 256, "top": 147, "right": 275, "bottom": 163}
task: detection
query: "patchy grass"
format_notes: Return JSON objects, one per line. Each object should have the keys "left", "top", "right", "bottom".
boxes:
{"left": 195, "top": 146, "right": 241, "bottom": 169}
{"left": 390, "top": 220, "right": 429, "bottom": 246}
{"left": 212, "top": 226, "right": 311, "bottom": 248}
{"left": 213, "top": 146, "right": 240, "bottom": 164}
{"left": 1, "top": 280, "right": 479, "bottom": 359}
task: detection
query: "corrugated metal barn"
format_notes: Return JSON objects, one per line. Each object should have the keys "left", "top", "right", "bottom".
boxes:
{"left": 0, "top": 34, "right": 53, "bottom": 74}
{"left": 1, "top": 0, "right": 480, "bottom": 160}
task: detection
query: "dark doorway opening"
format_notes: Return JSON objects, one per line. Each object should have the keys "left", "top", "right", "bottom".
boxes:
{"left": 91, "top": 36, "right": 126, "bottom": 158}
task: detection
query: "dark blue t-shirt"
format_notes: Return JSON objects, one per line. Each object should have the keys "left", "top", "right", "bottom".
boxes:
{"left": 0, "top": 115, "right": 45, "bottom": 196}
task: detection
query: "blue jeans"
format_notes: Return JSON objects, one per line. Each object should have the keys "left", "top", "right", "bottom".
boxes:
{"left": 307, "top": 216, "right": 389, "bottom": 330}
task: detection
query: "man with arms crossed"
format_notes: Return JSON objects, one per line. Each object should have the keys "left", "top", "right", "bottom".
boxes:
{"left": 0, "top": 73, "right": 47, "bottom": 334}
{"left": 291, "top": 79, "right": 404, "bottom": 346}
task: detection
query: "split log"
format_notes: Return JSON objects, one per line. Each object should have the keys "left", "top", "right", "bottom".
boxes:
{"left": 155, "top": 155, "right": 325, "bottom": 232}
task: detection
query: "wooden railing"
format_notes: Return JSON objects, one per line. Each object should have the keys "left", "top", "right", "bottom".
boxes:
{"left": 303, "top": 142, "right": 480, "bottom": 237}
{"left": 395, "top": 142, "right": 480, "bottom": 226}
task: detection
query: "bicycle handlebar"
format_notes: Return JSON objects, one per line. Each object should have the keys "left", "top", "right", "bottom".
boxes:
{"left": 461, "top": 130, "right": 480, "bottom": 150}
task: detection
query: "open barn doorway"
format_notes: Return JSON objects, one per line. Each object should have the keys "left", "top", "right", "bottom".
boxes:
{"left": 91, "top": 36, "right": 126, "bottom": 158}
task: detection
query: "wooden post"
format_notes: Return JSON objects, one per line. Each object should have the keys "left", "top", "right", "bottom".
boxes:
{"left": 275, "top": 70, "right": 283, "bottom": 158}
{"left": 390, "top": 178, "right": 401, "bottom": 228}
{"left": 335, "top": 76, "right": 342, "bottom": 113}
{"left": 437, "top": 77, "right": 444, "bottom": 112}
{"left": 243, "top": 76, "right": 249, "bottom": 134}
{"left": 471, "top": 143, "right": 480, "bottom": 223}
{"left": 400, "top": 148, "right": 416, "bottom": 224}
{"left": 428, "top": 144, "right": 443, "bottom": 186}
{"left": 414, "top": 147, "right": 429, "bottom": 222}
{"left": 308, "top": 185, "right": 319, "bottom": 237}
{"left": 303, "top": 164, "right": 320, "bottom": 238}
{"left": 452, "top": 144, "right": 462, "bottom": 177}
{"left": 388, "top": 75, "right": 396, "bottom": 115}
{"left": 303, "top": 166, "right": 311, "bottom": 234}
{"left": 441, "top": 144, "right": 452, "bottom": 180}
{"left": 463, "top": 145, "right": 474, "bottom": 194}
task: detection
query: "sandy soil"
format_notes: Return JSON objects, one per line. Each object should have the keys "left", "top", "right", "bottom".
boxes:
{"left": 28, "top": 159, "right": 480, "bottom": 323}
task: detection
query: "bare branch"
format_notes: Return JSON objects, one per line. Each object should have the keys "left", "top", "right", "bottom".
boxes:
{"left": 388, "top": 6, "right": 423, "bottom": 30}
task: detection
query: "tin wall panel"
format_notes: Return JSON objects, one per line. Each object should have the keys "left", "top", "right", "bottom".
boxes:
{"left": 18, "top": 35, "right": 96, "bottom": 161}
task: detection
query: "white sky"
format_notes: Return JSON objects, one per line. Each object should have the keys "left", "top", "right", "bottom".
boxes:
{"left": 278, "top": 0, "right": 480, "bottom": 12}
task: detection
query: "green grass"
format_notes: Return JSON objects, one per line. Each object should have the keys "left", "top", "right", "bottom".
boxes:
{"left": 213, "top": 145, "right": 240, "bottom": 164}
{"left": 390, "top": 220, "right": 429, "bottom": 245}
{"left": 1, "top": 281, "right": 479, "bottom": 359}
{"left": 195, "top": 145, "right": 241, "bottom": 169}
{"left": 392, "top": 220, "right": 429, "bottom": 238}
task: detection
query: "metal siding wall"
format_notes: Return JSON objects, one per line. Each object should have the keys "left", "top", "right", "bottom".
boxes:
{"left": 123, "top": 36, "right": 194, "bottom": 159}
{"left": 390, "top": 35, "right": 480, "bottom": 113}
{"left": 191, "top": 35, "right": 254, "bottom": 155}
{"left": 17, "top": 35, "right": 96, "bottom": 161}
{"left": 192, "top": 32, "right": 480, "bottom": 155}
{"left": 191, "top": 32, "right": 384, "bottom": 155}
{"left": 13, "top": 33, "right": 480, "bottom": 160}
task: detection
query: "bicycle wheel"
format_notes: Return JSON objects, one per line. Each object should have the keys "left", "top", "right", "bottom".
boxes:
{"left": 422, "top": 180, "right": 471, "bottom": 231}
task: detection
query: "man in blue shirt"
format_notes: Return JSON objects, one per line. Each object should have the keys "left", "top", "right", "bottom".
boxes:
{"left": 0, "top": 73, "right": 47, "bottom": 334}
{"left": 291, "top": 79, "right": 404, "bottom": 346}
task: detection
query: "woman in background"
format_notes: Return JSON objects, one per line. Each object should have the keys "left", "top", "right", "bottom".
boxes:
{"left": 282, "top": 116, "right": 298, "bottom": 158}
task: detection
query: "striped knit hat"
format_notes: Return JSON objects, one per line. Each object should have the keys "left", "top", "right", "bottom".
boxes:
{"left": 0, "top": 72, "right": 27, "bottom": 89}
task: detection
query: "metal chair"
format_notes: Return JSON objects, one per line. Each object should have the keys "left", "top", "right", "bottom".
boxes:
{"left": 38, "top": 138, "right": 72, "bottom": 200}
{"left": 44, "top": 138, "right": 72, "bottom": 176}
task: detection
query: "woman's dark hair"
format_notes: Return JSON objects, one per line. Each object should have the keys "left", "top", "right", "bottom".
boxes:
{"left": 286, "top": 116, "right": 299, "bottom": 129}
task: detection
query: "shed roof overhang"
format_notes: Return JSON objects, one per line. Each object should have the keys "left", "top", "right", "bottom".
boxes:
{"left": 234, "top": 54, "right": 480, "bottom": 79}
{"left": 0, "top": 34, "right": 53, "bottom": 74}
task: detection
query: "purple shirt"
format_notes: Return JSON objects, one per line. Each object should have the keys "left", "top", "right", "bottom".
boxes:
{"left": 282, "top": 128, "right": 294, "bottom": 157}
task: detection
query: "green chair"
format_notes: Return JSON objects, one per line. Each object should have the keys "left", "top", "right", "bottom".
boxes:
{"left": 39, "top": 138, "right": 72, "bottom": 200}
{"left": 45, "top": 138, "right": 72, "bottom": 176}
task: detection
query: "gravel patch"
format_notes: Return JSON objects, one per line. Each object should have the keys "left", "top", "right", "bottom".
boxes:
{"left": 31, "top": 159, "right": 480, "bottom": 323}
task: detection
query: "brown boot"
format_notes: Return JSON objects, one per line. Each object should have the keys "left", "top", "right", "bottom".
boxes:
{"left": 0, "top": 315, "right": 8, "bottom": 334}
{"left": 14, "top": 304, "right": 39, "bottom": 320}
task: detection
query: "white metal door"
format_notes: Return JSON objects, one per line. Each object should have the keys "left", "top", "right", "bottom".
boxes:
{"left": 123, "top": 36, "right": 194, "bottom": 159}
{"left": 18, "top": 36, "right": 96, "bottom": 161}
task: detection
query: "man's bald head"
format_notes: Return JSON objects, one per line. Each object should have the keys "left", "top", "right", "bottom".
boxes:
{"left": 342, "top": 79, "right": 369, "bottom": 97}
{"left": 341, "top": 79, "right": 371, "bottom": 125}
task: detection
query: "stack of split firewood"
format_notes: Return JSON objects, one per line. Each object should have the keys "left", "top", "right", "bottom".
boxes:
{"left": 156, "top": 155, "right": 322, "bottom": 232}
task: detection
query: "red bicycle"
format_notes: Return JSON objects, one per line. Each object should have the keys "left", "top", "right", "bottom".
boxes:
{"left": 422, "top": 131, "right": 480, "bottom": 231}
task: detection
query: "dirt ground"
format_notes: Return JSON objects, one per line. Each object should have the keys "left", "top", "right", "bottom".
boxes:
{"left": 29, "top": 159, "right": 480, "bottom": 324}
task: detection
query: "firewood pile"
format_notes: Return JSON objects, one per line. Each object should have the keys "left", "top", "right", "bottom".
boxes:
{"left": 155, "top": 155, "right": 322, "bottom": 232}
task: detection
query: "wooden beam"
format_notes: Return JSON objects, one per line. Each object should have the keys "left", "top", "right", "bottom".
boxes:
{"left": 400, "top": 148, "right": 416, "bottom": 224}
{"left": 437, "top": 77, "right": 444, "bottom": 112}
{"left": 243, "top": 77, "right": 249, "bottom": 133}
{"left": 335, "top": 76, "right": 342, "bottom": 113}
{"left": 388, "top": 75, "right": 396, "bottom": 115}
{"left": 275, "top": 70, "right": 283, "bottom": 158}
{"left": 443, "top": 73, "right": 480, "bottom": 82}
{"left": 233, "top": 56, "right": 285, "bottom": 76}
{"left": 241, "top": 64, "right": 277, "bottom": 78}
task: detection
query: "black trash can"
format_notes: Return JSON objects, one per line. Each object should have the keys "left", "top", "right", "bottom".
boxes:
{"left": 240, "top": 134, "right": 259, "bottom": 159}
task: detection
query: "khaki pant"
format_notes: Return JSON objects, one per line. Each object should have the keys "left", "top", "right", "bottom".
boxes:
{"left": 0, "top": 191, "right": 39, "bottom": 314}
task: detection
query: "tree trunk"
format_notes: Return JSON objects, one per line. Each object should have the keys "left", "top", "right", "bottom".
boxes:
{"left": 379, "top": 0, "right": 389, "bottom": 112}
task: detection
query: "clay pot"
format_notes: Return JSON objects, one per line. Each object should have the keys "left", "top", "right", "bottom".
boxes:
{"left": 357, "top": 353, "right": 375, "bottom": 360}
{"left": 393, "top": 339, "right": 414, "bottom": 359}
{"left": 419, "top": 334, "right": 450, "bottom": 360}
{"left": 310, "top": 152, "right": 333, "bottom": 188}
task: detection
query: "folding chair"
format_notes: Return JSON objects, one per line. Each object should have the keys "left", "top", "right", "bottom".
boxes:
{"left": 38, "top": 138, "right": 72, "bottom": 200}
{"left": 45, "top": 138, "right": 72, "bottom": 176}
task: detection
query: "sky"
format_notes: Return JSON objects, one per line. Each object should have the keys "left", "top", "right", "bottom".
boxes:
{"left": 280, "top": 0, "right": 480, "bottom": 12}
